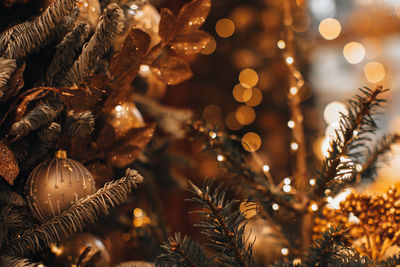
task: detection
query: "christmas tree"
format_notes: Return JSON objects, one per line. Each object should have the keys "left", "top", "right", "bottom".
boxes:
{"left": 1, "top": 0, "right": 400, "bottom": 266}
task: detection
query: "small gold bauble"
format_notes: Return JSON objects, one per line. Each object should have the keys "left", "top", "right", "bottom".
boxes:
{"left": 25, "top": 150, "right": 96, "bottom": 222}
{"left": 53, "top": 233, "right": 110, "bottom": 267}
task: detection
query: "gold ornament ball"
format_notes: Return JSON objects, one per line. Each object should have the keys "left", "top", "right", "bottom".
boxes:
{"left": 110, "top": 102, "right": 145, "bottom": 137}
{"left": 244, "top": 216, "right": 289, "bottom": 266}
{"left": 25, "top": 150, "right": 96, "bottom": 222}
{"left": 114, "top": 1, "right": 161, "bottom": 50}
{"left": 53, "top": 233, "right": 110, "bottom": 267}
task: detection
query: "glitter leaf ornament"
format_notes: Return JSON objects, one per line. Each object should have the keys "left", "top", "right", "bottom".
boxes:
{"left": 150, "top": 53, "right": 193, "bottom": 85}
{"left": 25, "top": 150, "right": 96, "bottom": 222}
{"left": 171, "top": 30, "right": 212, "bottom": 55}
{"left": 0, "top": 142, "right": 19, "bottom": 185}
{"left": 159, "top": 8, "right": 177, "bottom": 43}
{"left": 177, "top": 0, "right": 211, "bottom": 30}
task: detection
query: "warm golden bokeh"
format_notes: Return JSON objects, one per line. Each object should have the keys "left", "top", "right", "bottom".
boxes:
{"left": 319, "top": 18, "right": 341, "bottom": 40}
{"left": 216, "top": 18, "right": 235, "bottom": 38}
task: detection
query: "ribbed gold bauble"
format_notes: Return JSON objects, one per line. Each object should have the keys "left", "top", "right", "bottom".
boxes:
{"left": 25, "top": 150, "right": 96, "bottom": 222}
{"left": 53, "top": 233, "right": 110, "bottom": 267}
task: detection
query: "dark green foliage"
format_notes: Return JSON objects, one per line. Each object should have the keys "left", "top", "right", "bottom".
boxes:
{"left": 157, "top": 180, "right": 254, "bottom": 267}
{"left": 313, "top": 86, "right": 389, "bottom": 198}
{"left": 157, "top": 233, "right": 211, "bottom": 267}
{"left": 188, "top": 180, "right": 254, "bottom": 267}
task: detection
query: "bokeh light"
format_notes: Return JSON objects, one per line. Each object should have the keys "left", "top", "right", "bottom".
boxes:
{"left": 233, "top": 84, "right": 253, "bottom": 102}
{"left": 236, "top": 106, "right": 256, "bottom": 125}
{"left": 225, "top": 111, "right": 242, "bottom": 131}
{"left": 246, "top": 88, "right": 263, "bottom": 106}
{"left": 362, "top": 37, "right": 382, "bottom": 60}
{"left": 319, "top": 18, "right": 341, "bottom": 40}
{"left": 241, "top": 132, "right": 262, "bottom": 152}
{"left": 323, "top": 101, "right": 347, "bottom": 124}
{"left": 343, "top": 42, "right": 366, "bottom": 64}
{"left": 364, "top": 61, "right": 385, "bottom": 83}
{"left": 239, "top": 68, "right": 259, "bottom": 88}
{"left": 216, "top": 18, "right": 235, "bottom": 38}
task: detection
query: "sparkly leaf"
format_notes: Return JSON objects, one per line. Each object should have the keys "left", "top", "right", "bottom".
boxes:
{"left": 110, "top": 28, "right": 151, "bottom": 79}
{"left": 0, "top": 142, "right": 19, "bottom": 185}
{"left": 107, "top": 124, "right": 155, "bottom": 167}
{"left": 1, "top": 63, "right": 25, "bottom": 103}
{"left": 177, "top": 0, "right": 211, "bottom": 30}
{"left": 151, "top": 53, "right": 193, "bottom": 85}
{"left": 171, "top": 30, "right": 212, "bottom": 55}
{"left": 14, "top": 87, "right": 51, "bottom": 121}
{"left": 58, "top": 85, "right": 105, "bottom": 112}
{"left": 159, "top": 8, "right": 177, "bottom": 43}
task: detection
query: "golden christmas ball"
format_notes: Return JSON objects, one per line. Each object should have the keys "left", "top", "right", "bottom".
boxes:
{"left": 244, "top": 216, "right": 289, "bottom": 266}
{"left": 25, "top": 150, "right": 96, "bottom": 222}
{"left": 114, "top": 1, "right": 160, "bottom": 50}
{"left": 53, "top": 232, "right": 110, "bottom": 267}
{"left": 110, "top": 102, "right": 145, "bottom": 137}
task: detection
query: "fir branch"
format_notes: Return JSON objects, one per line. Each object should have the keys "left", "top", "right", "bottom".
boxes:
{"left": 188, "top": 180, "right": 254, "bottom": 267}
{"left": 9, "top": 97, "right": 64, "bottom": 138}
{"left": 45, "top": 22, "right": 90, "bottom": 87}
{"left": 157, "top": 233, "right": 211, "bottom": 267}
{"left": 314, "top": 86, "right": 388, "bottom": 197}
{"left": 60, "top": 3, "right": 124, "bottom": 86}
{"left": 0, "top": 256, "right": 39, "bottom": 267}
{"left": 0, "top": 0, "right": 77, "bottom": 60}
{"left": 0, "top": 188, "right": 26, "bottom": 207}
{"left": 361, "top": 133, "right": 400, "bottom": 179}
{"left": 0, "top": 57, "right": 16, "bottom": 97}
{"left": 304, "top": 226, "right": 356, "bottom": 266}
{"left": 65, "top": 111, "right": 95, "bottom": 138}
{"left": 2, "top": 168, "right": 143, "bottom": 257}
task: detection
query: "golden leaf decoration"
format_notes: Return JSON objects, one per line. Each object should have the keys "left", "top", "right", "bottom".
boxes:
{"left": 0, "top": 142, "right": 19, "bottom": 185}
{"left": 177, "top": 0, "right": 211, "bottom": 31}
{"left": 171, "top": 30, "right": 212, "bottom": 55}
{"left": 150, "top": 53, "right": 193, "bottom": 85}
{"left": 159, "top": 8, "right": 177, "bottom": 43}
{"left": 107, "top": 124, "right": 155, "bottom": 168}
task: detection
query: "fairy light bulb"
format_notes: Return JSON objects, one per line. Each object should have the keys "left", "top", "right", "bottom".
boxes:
{"left": 263, "top": 165, "right": 270, "bottom": 172}
{"left": 272, "top": 203, "right": 279, "bottom": 210}
{"left": 217, "top": 155, "right": 225, "bottom": 162}
{"left": 277, "top": 40, "right": 286, "bottom": 49}
{"left": 309, "top": 178, "right": 316, "bottom": 186}
{"left": 284, "top": 177, "right": 291, "bottom": 185}
{"left": 209, "top": 131, "right": 217, "bottom": 139}
{"left": 283, "top": 184, "right": 291, "bottom": 192}
{"left": 310, "top": 203, "right": 318, "bottom": 211}
{"left": 291, "top": 142, "right": 299, "bottom": 151}
{"left": 287, "top": 120, "right": 295, "bottom": 128}
{"left": 281, "top": 248, "right": 289, "bottom": 256}
{"left": 134, "top": 208, "right": 143, "bottom": 217}
{"left": 286, "top": 56, "right": 294, "bottom": 64}
{"left": 290, "top": 87, "right": 298, "bottom": 95}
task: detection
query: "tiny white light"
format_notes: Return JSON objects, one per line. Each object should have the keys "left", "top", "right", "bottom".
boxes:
{"left": 115, "top": 105, "right": 122, "bottom": 112}
{"left": 311, "top": 203, "right": 318, "bottom": 211}
{"left": 290, "top": 87, "right": 298, "bottom": 95}
{"left": 217, "top": 155, "right": 225, "bottom": 162}
{"left": 353, "top": 130, "right": 358, "bottom": 136}
{"left": 277, "top": 40, "right": 286, "bottom": 49}
{"left": 291, "top": 142, "right": 299, "bottom": 151}
{"left": 286, "top": 57, "right": 294, "bottom": 64}
{"left": 272, "top": 203, "right": 279, "bottom": 210}
{"left": 309, "top": 178, "right": 316, "bottom": 186}
{"left": 263, "top": 165, "right": 270, "bottom": 172}
{"left": 209, "top": 131, "right": 217, "bottom": 139}
{"left": 140, "top": 64, "right": 150, "bottom": 72}
{"left": 283, "top": 184, "right": 291, "bottom": 193}
{"left": 284, "top": 177, "right": 291, "bottom": 185}
{"left": 281, "top": 247, "right": 289, "bottom": 256}
{"left": 287, "top": 120, "right": 295, "bottom": 128}
{"left": 327, "top": 196, "right": 333, "bottom": 203}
